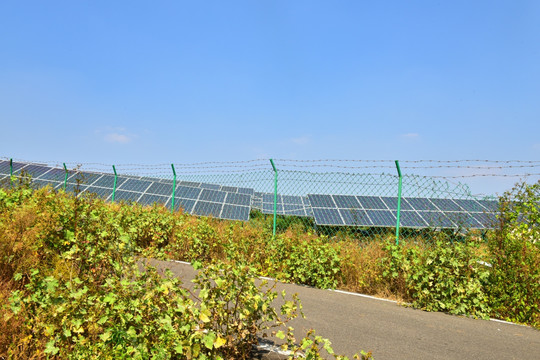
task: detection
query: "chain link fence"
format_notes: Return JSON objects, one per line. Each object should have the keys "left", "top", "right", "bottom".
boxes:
{"left": 2, "top": 157, "right": 540, "bottom": 242}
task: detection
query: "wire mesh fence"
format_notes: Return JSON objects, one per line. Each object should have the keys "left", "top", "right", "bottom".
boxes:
{"left": 2, "top": 157, "right": 539, "bottom": 242}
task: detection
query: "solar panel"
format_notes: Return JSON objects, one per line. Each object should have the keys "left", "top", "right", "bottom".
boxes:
{"left": 199, "top": 189, "right": 227, "bottom": 203}
{"left": 38, "top": 168, "right": 72, "bottom": 182}
{"left": 168, "top": 198, "right": 196, "bottom": 213}
{"left": 332, "top": 195, "right": 361, "bottom": 209}
{"left": 339, "top": 208, "right": 369, "bottom": 226}
{"left": 421, "top": 211, "right": 456, "bottom": 228}
{"left": 139, "top": 194, "right": 168, "bottom": 206}
{"left": 399, "top": 211, "right": 428, "bottom": 227}
{"left": 146, "top": 182, "right": 173, "bottom": 196}
{"left": 221, "top": 204, "right": 250, "bottom": 221}
{"left": 367, "top": 210, "right": 396, "bottom": 226}
{"left": 429, "top": 198, "right": 463, "bottom": 212}
{"left": 84, "top": 186, "right": 112, "bottom": 199}
{"left": 405, "top": 197, "right": 438, "bottom": 210}
{"left": 381, "top": 196, "right": 414, "bottom": 210}
{"left": 309, "top": 194, "right": 336, "bottom": 208}
{"left": 312, "top": 208, "right": 344, "bottom": 225}
{"left": 113, "top": 190, "right": 142, "bottom": 202}
{"left": 176, "top": 185, "right": 202, "bottom": 200}
{"left": 357, "top": 196, "right": 387, "bottom": 210}
{"left": 118, "top": 178, "right": 152, "bottom": 193}
{"left": 192, "top": 201, "right": 222, "bottom": 217}
{"left": 224, "top": 192, "right": 251, "bottom": 206}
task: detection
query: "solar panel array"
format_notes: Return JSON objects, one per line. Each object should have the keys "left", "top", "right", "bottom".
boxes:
{"left": 0, "top": 160, "right": 252, "bottom": 221}
{"left": 1, "top": 160, "right": 499, "bottom": 229}
{"left": 307, "top": 194, "right": 497, "bottom": 229}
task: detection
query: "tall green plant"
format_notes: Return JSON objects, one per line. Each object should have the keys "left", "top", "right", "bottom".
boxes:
{"left": 488, "top": 181, "right": 540, "bottom": 327}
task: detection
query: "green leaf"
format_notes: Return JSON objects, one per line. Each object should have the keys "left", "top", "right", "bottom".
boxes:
{"left": 44, "top": 340, "right": 59, "bottom": 355}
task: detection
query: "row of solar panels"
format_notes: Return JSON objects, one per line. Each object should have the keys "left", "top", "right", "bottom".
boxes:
{"left": 0, "top": 160, "right": 499, "bottom": 229}
{"left": 0, "top": 161, "right": 252, "bottom": 221}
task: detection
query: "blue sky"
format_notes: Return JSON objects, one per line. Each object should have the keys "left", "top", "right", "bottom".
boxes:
{"left": 1, "top": 1, "right": 539, "bottom": 194}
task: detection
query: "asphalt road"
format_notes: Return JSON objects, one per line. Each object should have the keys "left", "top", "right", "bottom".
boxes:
{"left": 143, "top": 259, "right": 540, "bottom": 360}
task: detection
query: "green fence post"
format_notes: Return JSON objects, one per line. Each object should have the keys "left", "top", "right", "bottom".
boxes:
{"left": 395, "top": 160, "right": 403, "bottom": 245}
{"left": 9, "top": 158, "right": 13, "bottom": 186}
{"left": 112, "top": 165, "right": 118, "bottom": 202}
{"left": 63, "top": 163, "right": 68, "bottom": 191}
{"left": 171, "top": 164, "right": 176, "bottom": 213}
{"left": 270, "top": 159, "right": 278, "bottom": 238}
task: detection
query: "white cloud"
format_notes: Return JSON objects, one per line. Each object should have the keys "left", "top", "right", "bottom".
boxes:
{"left": 290, "top": 135, "right": 311, "bottom": 145}
{"left": 105, "top": 133, "right": 133, "bottom": 144}
{"left": 95, "top": 127, "right": 137, "bottom": 144}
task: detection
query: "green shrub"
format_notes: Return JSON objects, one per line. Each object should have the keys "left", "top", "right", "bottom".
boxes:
{"left": 406, "top": 240, "right": 491, "bottom": 318}
{"left": 488, "top": 181, "right": 540, "bottom": 327}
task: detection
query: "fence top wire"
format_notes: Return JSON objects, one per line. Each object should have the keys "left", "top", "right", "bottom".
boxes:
{"left": 3, "top": 157, "right": 539, "bottom": 185}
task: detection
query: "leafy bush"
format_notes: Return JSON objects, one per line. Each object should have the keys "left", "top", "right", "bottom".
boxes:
{"left": 488, "top": 181, "right": 540, "bottom": 327}
{"left": 0, "top": 184, "right": 369, "bottom": 358}
{"left": 406, "top": 240, "right": 491, "bottom": 318}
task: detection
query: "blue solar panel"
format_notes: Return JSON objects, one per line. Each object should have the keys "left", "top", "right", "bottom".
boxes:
{"left": 60, "top": 182, "right": 89, "bottom": 194}
{"left": 39, "top": 168, "right": 71, "bottom": 182}
{"left": 332, "top": 195, "right": 361, "bottom": 209}
{"left": 237, "top": 187, "right": 255, "bottom": 196}
{"left": 357, "top": 196, "right": 387, "bottom": 210}
{"left": 282, "top": 195, "right": 304, "bottom": 205}
{"left": 308, "top": 194, "right": 336, "bottom": 208}
{"left": 146, "top": 182, "right": 173, "bottom": 196}
{"left": 168, "top": 198, "right": 196, "bottom": 213}
{"left": 221, "top": 186, "right": 238, "bottom": 193}
{"left": 399, "top": 211, "right": 428, "bottom": 227}
{"left": 113, "top": 190, "right": 142, "bottom": 202}
{"left": 477, "top": 200, "right": 499, "bottom": 212}
{"left": 421, "top": 211, "right": 455, "bottom": 228}
{"left": 339, "top": 208, "right": 369, "bottom": 226}
{"left": 221, "top": 204, "right": 250, "bottom": 221}
{"left": 472, "top": 212, "right": 497, "bottom": 229}
{"left": 18, "top": 164, "right": 50, "bottom": 178}
{"left": 429, "top": 198, "right": 463, "bottom": 212}
{"left": 224, "top": 192, "right": 251, "bottom": 206}
{"left": 405, "top": 198, "right": 438, "bottom": 211}
{"left": 453, "top": 199, "right": 486, "bottom": 212}
{"left": 192, "top": 201, "right": 222, "bottom": 217}
{"left": 366, "top": 210, "right": 396, "bottom": 226}
{"left": 139, "top": 194, "right": 168, "bottom": 206}
{"left": 176, "top": 186, "right": 202, "bottom": 200}
{"left": 118, "top": 179, "right": 152, "bottom": 193}
{"left": 31, "top": 179, "right": 62, "bottom": 190}
{"left": 446, "top": 212, "right": 482, "bottom": 228}
{"left": 199, "top": 189, "right": 227, "bottom": 203}
{"left": 84, "top": 186, "right": 112, "bottom": 199}
{"left": 381, "top": 196, "right": 414, "bottom": 210}
{"left": 313, "top": 208, "right": 344, "bottom": 225}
